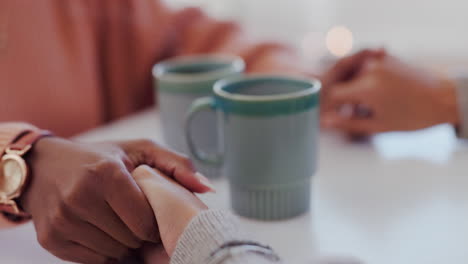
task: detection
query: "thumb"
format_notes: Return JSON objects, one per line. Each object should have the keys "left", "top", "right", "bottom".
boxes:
{"left": 120, "top": 139, "right": 216, "bottom": 194}
{"left": 132, "top": 165, "right": 208, "bottom": 256}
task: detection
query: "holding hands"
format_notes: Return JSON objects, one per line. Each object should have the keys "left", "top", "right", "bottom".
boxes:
{"left": 20, "top": 137, "right": 212, "bottom": 263}
{"left": 9, "top": 48, "right": 462, "bottom": 264}
{"left": 321, "top": 49, "right": 459, "bottom": 136}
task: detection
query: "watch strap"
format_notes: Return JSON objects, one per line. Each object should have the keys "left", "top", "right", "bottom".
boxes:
{"left": 2, "top": 211, "right": 31, "bottom": 223}
{"left": 8, "top": 130, "right": 53, "bottom": 154}
{"left": 0, "top": 206, "right": 31, "bottom": 219}
{"left": 0, "top": 123, "right": 38, "bottom": 156}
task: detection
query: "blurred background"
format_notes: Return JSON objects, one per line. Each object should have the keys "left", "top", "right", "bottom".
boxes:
{"left": 164, "top": 0, "right": 468, "bottom": 70}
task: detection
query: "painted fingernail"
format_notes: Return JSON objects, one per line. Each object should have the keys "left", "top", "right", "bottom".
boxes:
{"left": 195, "top": 172, "right": 216, "bottom": 193}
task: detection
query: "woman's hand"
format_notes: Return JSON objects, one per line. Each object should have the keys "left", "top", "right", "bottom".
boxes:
{"left": 20, "top": 137, "right": 212, "bottom": 264}
{"left": 132, "top": 165, "right": 208, "bottom": 258}
{"left": 320, "top": 48, "right": 386, "bottom": 89}
{"left": 322, "top": 52, "right": 459, "bottom": 135}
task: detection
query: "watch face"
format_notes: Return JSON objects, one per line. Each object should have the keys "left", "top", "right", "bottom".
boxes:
{"left": 0, "top": 156, "right": 26, "bottom": 197}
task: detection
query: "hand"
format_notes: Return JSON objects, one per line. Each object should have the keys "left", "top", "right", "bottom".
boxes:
{"left": 21, "top": 137, "right": 211, "bottom": 264}
{"left": 322, "top": 53, "right": 459, "bottom": 135}
{"left": 320, "top": 48, "right": 386, "bottom": 89}
{"left": 132, "top": 165, "right": 208, "bottom": 258}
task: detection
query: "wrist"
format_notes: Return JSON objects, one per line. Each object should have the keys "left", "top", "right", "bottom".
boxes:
{"left": 165, "top": 200, "right": 208, "bottom": 256}
{"left": 20, "top": 136, "right": 58, "bottom": 212}
{"left": 0, "top": 129, "right": 53, "bottom": 219}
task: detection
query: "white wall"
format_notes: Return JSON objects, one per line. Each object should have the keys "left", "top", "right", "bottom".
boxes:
{"left": 164, "top": 0, "right": 468, "bottom": 65}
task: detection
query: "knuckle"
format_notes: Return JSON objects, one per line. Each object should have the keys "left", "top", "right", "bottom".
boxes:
{"left": 95, "top": 159, "right": 119, "bottom": 174}
{"left": 85, "top": 159, "right": 121, "bottom": 182}
{"left": 62, "top": 185, "right": 84, "bottom": 208}
{"left": 128, "top": 138, "right": 156, "bottom": 152}
{"left": 137, "top": 138, "right": 156, "bottom": 147}
{"left": 177, "top": 155, "right": 194, "bottom": 169}
{"left": 62, "top": 189, "right": 90, "bottom": 216}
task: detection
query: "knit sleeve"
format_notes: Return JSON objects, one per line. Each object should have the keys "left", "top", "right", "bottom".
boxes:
{"left": 170, "top": 210, "right": 281, "bottom": 264}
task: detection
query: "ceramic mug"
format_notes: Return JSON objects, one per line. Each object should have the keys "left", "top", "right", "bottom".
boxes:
{"left": 186, "top": 75, "right": 321, "bottom": 220}
{"left": 153, "top": 55, "right": 245, "bottom": 178}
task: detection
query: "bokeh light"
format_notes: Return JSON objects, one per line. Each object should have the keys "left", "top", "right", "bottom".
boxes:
{"left": 326, "top": 26, "right": 354, "bottom": 57}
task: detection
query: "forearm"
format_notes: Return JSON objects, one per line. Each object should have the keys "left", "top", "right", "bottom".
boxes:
{"left": 170, "top": 210, "right": 281, "bottom": 264}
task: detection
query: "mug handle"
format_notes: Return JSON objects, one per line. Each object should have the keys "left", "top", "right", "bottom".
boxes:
{"left": 185, "top": 97, "right": 223, "bottom": 167}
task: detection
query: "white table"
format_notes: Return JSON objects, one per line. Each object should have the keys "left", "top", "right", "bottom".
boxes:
{"left": 1, "top": 108, "right": 468, "bottom": 264}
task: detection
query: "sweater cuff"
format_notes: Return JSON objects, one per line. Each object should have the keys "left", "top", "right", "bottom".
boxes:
{"left": 453, "top": 73, "right": 468, "bottom": 138}
{"left": 170, "top": 210, "right": 245, "bottom": 264}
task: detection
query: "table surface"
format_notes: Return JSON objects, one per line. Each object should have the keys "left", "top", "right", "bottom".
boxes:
{"left": 1, "top": 108, "right": 468, "bottom": 264}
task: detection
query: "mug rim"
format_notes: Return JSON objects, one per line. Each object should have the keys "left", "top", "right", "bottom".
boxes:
{"left": 213, "top": 75, "right": 321, "bottom": 116}
{"left": 152, "top": 54, "right": 245, "bottom": 84}
{"left": 214, "top": 75, "right": 321, "bottom": 102}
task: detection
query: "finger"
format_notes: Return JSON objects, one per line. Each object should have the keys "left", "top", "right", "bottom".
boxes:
{"left": 55, "top": 242, "right": 110, "bottom": 264}
{"left": 78, "top": 200, "right": 142, "bottom": 250}
{"left": 71, "top": 221, "right": 130, "bottom": 260}
{"left": 146, "top": 145, "right": 214, "bottom": 193}
{"left": 123, "top": 139, "right": 214, "bottom": 193}
{"left": 132, "top": 165, "right": 177, "bottom": 202}
{"left": 322, "top": 111, "right": 375, "bottom": 134}
{"left": 72, "top": 189, "right": 142, "bottom": 250}
{"left": 322, "top": 81, "right": 369, "bottom": 113}
{"left": 132, "top": 164, "right": 160, "bottom": 183}
{"left": 132, "top": 165, "right": 180, "bottom": 198}
{"left": 132, "top": 165, "right": 207, "bottom": 256}
{"left": 104, "top": 162, "right": 159, "bottom": 243}
{"left": 321, "top": 48, "right": 385, "bottom": 88}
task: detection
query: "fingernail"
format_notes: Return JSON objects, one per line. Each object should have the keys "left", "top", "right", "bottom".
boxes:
{"left": 195, "top": 172, "right": 216, "bottom": 193}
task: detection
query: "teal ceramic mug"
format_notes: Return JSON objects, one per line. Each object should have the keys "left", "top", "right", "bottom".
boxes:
{"left": 185, "top": 75, "right": 321, "bottom": 220}
{"left": 153, "top": 54, "right": 245, "bottom": 178}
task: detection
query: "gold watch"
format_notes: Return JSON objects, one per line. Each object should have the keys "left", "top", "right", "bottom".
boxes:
{"left": 0, "top": 130, "right": 51, "bottom": 219}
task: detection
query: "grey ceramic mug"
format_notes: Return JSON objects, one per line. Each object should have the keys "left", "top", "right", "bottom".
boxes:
{"left": 153, "top": 55, "right": 245, "bottom": 178}
{"left": 186, "top": 75, "right": 321, "bottom": 220}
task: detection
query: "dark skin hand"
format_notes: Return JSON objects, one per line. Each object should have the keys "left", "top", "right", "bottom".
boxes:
{"left": 20, "top": 137, "right": 212, "bottom": 264}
